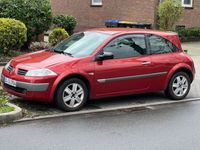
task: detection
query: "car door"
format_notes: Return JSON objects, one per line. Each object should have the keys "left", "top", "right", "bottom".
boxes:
{"left": 147, "top": 34, "right": 180, "bottom": 91}
{"left": 94, "top": 34, "right": 153, "bottom": 97}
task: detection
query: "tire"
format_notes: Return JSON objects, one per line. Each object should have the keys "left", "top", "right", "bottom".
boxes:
{"left": 165, "top": 72, "right": 191, "bottom": 100}
{"left": 55, "top": 78, "right": 88, "bottom": 111}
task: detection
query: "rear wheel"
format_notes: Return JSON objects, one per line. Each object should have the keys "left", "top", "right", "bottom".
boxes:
{"left": 165, "top": 72, "right": 191, "bottom": 100}
{"left": 55, "top": 78, "right": 88, "bottom": 111}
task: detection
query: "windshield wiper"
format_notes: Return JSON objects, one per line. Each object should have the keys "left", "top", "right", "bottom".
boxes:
{"left": 63, "top": 52, "right": 73, "bottom": 57}
{"left": 48, "top": 48, "right": 73, "bottom": 57}
{"left": 48, "top": 48, "right": 61, "bottom": 53}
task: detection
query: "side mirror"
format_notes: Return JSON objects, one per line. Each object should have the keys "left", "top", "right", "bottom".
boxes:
{"left": 184, "top": 49, "right": 188, "bottom": 53}
{"left": 95, "top": 52, "right": 114, "bottom": 61}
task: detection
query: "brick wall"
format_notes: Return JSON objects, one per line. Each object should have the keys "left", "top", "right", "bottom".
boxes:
{"left": 51, "top": 0, "right": 200, "bottom": 31}
{"left": 51, "top": 0, "right": 158, "bottom": 31}
{"left": 177, "top": 0, "right": 200, "bottom": 28}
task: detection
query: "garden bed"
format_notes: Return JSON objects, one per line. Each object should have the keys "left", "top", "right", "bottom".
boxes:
{"left": 0, "top": 89, "right": 14, "bottom": 113}
{"left": 0, "top": 105, "right": 14, "bottom": 114}
{"left": 0, "top": 88, "right": 53, "bottom": 118}
{"left": 0, "top": 51, "right": 27, "bottom": 63}
{"left": 0, "top": 89, "right": 22, "bottom": 124}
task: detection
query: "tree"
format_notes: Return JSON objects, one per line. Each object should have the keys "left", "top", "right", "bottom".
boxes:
{"left": 158, "top": 0, "right": 184, "bottom": 30}
{"left": 0, "top": 0, "right": 52, "bottom": 46}
{"left": 52, "top": 15, "right": 77, "bottom": 35}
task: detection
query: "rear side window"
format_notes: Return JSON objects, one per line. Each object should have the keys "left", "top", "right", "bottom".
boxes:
{"left": 103, "top": 34, "right": 147, "bottom": 59}
{"left": 149, "top": 35, "right": 178, "bottom": 55}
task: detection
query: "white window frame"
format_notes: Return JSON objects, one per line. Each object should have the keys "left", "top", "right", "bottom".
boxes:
{"left": 91, "top": 0, "right": 102, "bottom": 6}
{"left": 182, "top": 0, "right": 193, "bottom": 8}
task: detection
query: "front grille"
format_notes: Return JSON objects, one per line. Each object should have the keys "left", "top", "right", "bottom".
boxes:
{"left": 7, "top": 65, "right": 14, "bottom": 72}
{"left": 17, "top": 69, "right": 28, "bottom": 76}
{"left": 3, "top": 83, "right": 27, "bottom": 94}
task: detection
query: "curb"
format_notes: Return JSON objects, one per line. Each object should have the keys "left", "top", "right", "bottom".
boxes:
{"left": 14, "top": 97, "right": 200, "bottom": 123}
{"left": 0, "top": 103, "right": 22, "bottom": 124}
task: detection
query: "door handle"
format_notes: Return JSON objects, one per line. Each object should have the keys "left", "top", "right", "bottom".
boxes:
{"left": 142, "top": 61, "right": 151, "bottom": 65}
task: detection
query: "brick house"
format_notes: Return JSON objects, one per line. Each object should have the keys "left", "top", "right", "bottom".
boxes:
{"left": 51, "top": 0, "right": 200, "bottom": 31}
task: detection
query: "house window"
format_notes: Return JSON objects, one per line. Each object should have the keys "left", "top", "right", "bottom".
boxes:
{"left": 91, "top": 0, "right": 102, "bottom": 6}
{"left": 182, "top": 0, "right": 193, "bottom": 8}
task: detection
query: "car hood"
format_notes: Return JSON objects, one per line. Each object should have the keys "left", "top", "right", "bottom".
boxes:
{"left": 11, "top": 50, "right": 76, "bottom": 69}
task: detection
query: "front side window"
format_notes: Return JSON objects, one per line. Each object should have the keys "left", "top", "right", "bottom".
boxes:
{"left": 103, "top": 34, "right": 147, "bottom": 59}
{"left": 182, "top": 0, "right": 193, "bottom": 7}
{"left": 53, "top": 32, "right": 110, "bottom": 58}
{"left": 91, "top": 0, "right": 102, "bottom": 6}
{"left": 149, "top": 35, "right": 178, "bottom": 55}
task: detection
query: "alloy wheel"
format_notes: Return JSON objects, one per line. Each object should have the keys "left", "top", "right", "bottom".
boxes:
{"left": 62, "top": 83, "right": 84, "bottom": 108}
{"left": 172, "top": 75, "right": 189, "bottom": 97}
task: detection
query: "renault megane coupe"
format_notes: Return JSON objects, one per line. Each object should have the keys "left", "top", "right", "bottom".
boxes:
{"left": 1, "top": 28, "right": 195, "bottom": 111}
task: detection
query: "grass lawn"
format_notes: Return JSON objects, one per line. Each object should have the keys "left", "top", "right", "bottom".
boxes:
{"left": 0, "top": 89, "right": 14, "bottom": 114}
{"left": 0, "top": 105, "right": 14, "bottom": 113}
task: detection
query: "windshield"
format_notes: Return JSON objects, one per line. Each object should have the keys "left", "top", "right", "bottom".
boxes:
{"left": 53, "top": 32, "right": 111, "bottom": 57}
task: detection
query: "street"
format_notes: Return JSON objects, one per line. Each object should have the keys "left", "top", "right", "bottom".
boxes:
{"left": 1, "top": 100, "right": 200, "bottom": 150}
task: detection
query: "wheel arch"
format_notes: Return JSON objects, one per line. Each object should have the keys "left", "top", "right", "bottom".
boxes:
{"left": 51, "top": 73, "right": 92, "bottom": 102}
{"left": 164, "top": 66, "right": 193, "bottom": 90}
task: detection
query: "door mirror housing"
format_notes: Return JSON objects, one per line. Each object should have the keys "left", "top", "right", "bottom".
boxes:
{"left": 95, "top": 52, "right": 114, "bottom": 61}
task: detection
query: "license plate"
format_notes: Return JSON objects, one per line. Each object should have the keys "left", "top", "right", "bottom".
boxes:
{"left": 4, "top": 77, "right": 16, "bottom": 87}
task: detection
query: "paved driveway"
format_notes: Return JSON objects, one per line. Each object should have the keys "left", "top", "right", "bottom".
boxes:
{"left": 182, "top": 42, "right": 200, "bottom": 80}
{"left": 182, "top": 42, "right": 200, "bottom": 56}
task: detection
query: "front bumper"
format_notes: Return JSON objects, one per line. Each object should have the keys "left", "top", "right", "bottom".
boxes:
{"left": 1, "top": 74, "right": 49, "bottom": 92}
{"left": 1, "top": 69, "right": 57, "bottom": 102}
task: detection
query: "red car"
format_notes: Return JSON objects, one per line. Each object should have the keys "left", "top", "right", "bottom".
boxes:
{"left": 1, "top": 28, "right": 195, "bottom": 111}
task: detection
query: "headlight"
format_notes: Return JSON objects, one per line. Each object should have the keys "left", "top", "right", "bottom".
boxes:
{"left": 26, "top": 68, "right": 57, "bottom": 77}
{"left": 5, "top": 61, "right": 11, "bottom": 70}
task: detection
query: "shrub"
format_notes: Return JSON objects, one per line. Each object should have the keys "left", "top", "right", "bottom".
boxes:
{"left": 0, "top": 0, "right": 52, "bottom": 46}
{"left": 52, "top": 15, "right": 77, "bottom": 35}
{"left": 49, "top": 28, "right": 69, "bottom": 46}
{"left": 0, "top": 18, "right": 27, "bottom": 55}
{"left": 158, "top": 0, "right": 184, "bottom": 30}
{"left": 176, "top": 27, "right": 200, "bottom": 41}
{"left": 29, "top": 42, "right": 51, "bottom": 51}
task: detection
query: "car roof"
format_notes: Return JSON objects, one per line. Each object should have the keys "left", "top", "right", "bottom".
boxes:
{"left": 87, "top": 28, "right": 178, "bottom": 37}
{"left": 87, "top": 28, "right": 182, "bottom": 51}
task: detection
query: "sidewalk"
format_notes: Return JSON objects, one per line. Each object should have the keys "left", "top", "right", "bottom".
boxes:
{"left": 182, "top": 42, "right": 200, "bottom": 56}
{"left": 182, "top": 42, "right": 200, "bottom": 80}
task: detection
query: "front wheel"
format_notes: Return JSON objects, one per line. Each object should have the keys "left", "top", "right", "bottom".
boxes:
{"left": 165, "top": 72, "right": 191, "bottom": 100}
{"left": 55, "top": 78, "right": 88, "bottom": 111}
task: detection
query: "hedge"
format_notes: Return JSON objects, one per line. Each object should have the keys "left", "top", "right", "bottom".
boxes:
{"left": 176, "top": 28, "right": 200, "bottom": 42}
{"left": 52, "top": 15, "right": 77, "bottom": 35}
{"left": 0, "top": 0, "right": 52, "bottom": 45}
